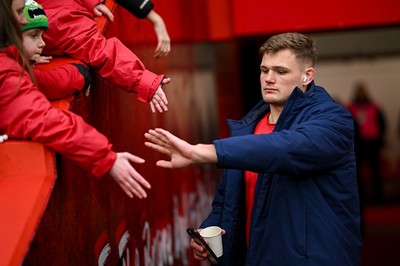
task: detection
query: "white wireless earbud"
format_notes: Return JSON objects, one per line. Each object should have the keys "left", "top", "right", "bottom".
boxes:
{"left": 303, "top": 76, "right": 307, "bottom": 82}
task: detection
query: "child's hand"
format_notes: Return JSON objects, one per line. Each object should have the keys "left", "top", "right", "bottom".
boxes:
{"left": 94, "top": 3, "right": 114, "bottom": 22}
{"left": 149, "top": 78, "right": 170, "bottom": 113}
{"left": 35, "top": 56, "right": 52, "bottom": 64}
{"left": 150, "top": 87, "right": 168, "bottom": 113}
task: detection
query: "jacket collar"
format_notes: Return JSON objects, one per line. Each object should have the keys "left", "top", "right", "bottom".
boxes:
{"left": 227, "top": 81, "right": 323, "bottom": 135}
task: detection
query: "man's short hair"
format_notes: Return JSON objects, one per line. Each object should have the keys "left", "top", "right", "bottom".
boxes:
{"left": 259, "top": 32, "right": 317, "bottom": 66}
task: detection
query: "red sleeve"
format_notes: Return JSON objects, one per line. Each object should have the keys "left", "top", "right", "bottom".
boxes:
{"left": 37, "top": 0, "right": 102, "bottom": 16}
{"left": 0, "top": 57, "right": 115, "bottom": 178}
{"left": 34, "top": 64, "right": 87, "bottom": 100}
{"left": 94, "top": 36, "right": 164, "bottom": 102}
{"left": 42, "top": 8, "right": 163, "bottom": 102}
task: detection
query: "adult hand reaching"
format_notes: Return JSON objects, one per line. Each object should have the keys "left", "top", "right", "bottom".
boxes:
{"left": 144, "top": 128, "right": 194, "bottom": 168}
{"left": 144, "top": 128, "right": 218, "bottom": 168}
{"left": 108, "top": 152, "right": 151, "bottom": 198}
{"left": 146, "top": 10, "right": 171, "bottom": 58}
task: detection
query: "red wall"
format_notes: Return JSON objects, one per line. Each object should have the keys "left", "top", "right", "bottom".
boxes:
{"left": 23, "top": 73, "right": 221, "bottom": 265}
{"left": 109, "top": 0, "right": 400, "bottom": 43}
{"left": 231, "top": 0, "right": 400, "bottom": 36}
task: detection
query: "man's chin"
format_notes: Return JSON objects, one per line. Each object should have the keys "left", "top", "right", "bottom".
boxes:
{"left": 263, "top": 97, "right": 285, "bottom": 106}
{"left": 262, "top": 96, "right": 276, "bottom": 104}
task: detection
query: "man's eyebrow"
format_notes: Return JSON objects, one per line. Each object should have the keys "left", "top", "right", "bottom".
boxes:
{"left": 274, "top": 66, "right": 288, "bottom": 70}
{"left": 261, "top": 65, "right": 289, "bottom": 71}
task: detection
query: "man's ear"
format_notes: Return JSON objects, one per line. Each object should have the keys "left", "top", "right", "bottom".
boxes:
{"left": 303, "top": 67, "right": 315, "bottom": 84}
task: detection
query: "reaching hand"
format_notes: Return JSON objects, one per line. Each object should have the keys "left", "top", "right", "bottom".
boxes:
{"left": 94, "top": 3, "right": 114, "bottom": 22}
{"left": 145, "top": 128, "right": 218, "bottom": 167}
{"left": 108, "top": 152, "right": 151, "bottom": 198}
{"left": 153, "top": 20, "right": 170, "bottom": 58}
{"left": 150, "top": 77, "right": 170, "bottom": 113}
{"left": 144, "top": 128, "right": 195, "bottom": 168}
{"left": 146, "top": 10, "right": 171, "bottom": 58}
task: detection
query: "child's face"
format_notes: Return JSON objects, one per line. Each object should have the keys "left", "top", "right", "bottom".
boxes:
{"left": 22, "top": 28, "right": 46, "bottom": 62}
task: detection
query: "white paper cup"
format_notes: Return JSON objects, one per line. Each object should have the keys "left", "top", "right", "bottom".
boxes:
{"left": 200, "top": 226, "right": 223, "bottom": 257}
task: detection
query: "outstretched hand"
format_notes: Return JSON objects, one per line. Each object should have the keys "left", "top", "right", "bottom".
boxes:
{"left": 108, "top": 152, "right": 151, "bottom": 198}
{"left": 153, "top": 20, "right": 171, "bottom": 58}
{"left": 146, "top": 10, "right": 171, "bottom": 58}
{"left": 144, "top": 128, "right": 194, "bottom": 168}
{"left": 150, "top": 77, "right": 170, "bottom": 113}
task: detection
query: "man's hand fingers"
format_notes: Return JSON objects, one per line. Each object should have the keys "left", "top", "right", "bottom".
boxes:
{"left": 156, "top": 160, "right": 173, "bottom": 169}
{"left": 144, "top": 141, "right": 172, "bottom": 157}
{"left": 145, "top": 129, "right": 170, "bottom": 146}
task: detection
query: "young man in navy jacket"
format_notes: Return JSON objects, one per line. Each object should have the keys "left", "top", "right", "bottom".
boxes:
{"left": 145, "top": 32, "right": 361, "bottom": 266}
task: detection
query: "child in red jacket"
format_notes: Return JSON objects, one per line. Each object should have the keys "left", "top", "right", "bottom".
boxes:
{"left": 1, "top": 0, "right": 152, "bottom": 199}
{"left": 36, "top": 0, "right": 170, "bottom": 113}
{"left": 21, "top": 0, "right": 91, "bottom": 100}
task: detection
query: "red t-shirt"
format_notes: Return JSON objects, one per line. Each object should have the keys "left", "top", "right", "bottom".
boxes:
{"left": 244, "top": 112, "right": 275, "bottom": 246}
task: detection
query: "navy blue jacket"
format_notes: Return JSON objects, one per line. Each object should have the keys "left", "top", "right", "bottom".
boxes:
{"left": 201, "top": 82, "right": 361, "bottom": 265}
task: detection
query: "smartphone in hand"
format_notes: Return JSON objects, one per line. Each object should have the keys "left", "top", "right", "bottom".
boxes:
{"left": 186, "top": 228, "right": 219, "bottom": 264}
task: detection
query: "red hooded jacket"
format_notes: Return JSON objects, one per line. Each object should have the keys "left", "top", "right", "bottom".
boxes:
{"left": 34, "top": 63, "right": 90, "bottom": 100}
{"left": 37, "top": 0, "right": 163, "bottom": 102}
{"left": 0, "top": 46, "right": 116, "bottom": 177}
